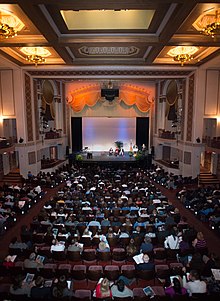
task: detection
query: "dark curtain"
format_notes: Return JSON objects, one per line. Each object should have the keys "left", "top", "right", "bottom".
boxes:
{"left": 71, "top": 117, "right": 82, "bottom": 152}
{"left": 136, "top": 117, "right": 149, "bottom": 150}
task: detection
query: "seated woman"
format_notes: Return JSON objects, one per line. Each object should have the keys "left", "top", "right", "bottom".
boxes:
{"left": 95, "top": 278, "right": 112, "bottom": 299}
{"left": 114, "top": 147, "right": 119, "bottom": 156}
{"left": 165, "top": 277, "right": 187, "bottom": 298}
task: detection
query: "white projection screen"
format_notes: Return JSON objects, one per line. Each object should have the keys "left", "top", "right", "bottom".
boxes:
{"left": 82, "top": 117, "right": 136, "bottom": 151}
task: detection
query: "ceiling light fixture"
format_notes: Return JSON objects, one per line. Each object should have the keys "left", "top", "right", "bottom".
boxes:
{"left": 26, "top": 54, "right": 46, "bottom": 67}
{"left": 201, "top": 10, "right": 220, "bottom": 38}
{"left": 167, "top": 46, "right": 198, "bottom": 66}
{"left": 173, "top": 53, "right": 193, "bottom": 66}
{"left": 0, "top": 22, "right": 17, "bottom": 39}
{"left": 21, "top": 47, "right": 51, "bottom": 66}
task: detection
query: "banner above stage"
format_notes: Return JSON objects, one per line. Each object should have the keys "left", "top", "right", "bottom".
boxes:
{"left": 66, "top": 82, "right": 154, "bottom": 113}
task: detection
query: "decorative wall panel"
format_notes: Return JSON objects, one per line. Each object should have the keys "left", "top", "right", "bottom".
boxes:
{"left": 186, "top": 74, "right": 194, "bottom": 142}
{"left": 204, "top": 70, "right": 219, "bottom": 116}
{"left": 0, "top": 70, "right": 15, "bottom": 116}
{"left": 180, "top": 79, "right": 186, "bottom": 141}
{"left": 33, "top": 80, "right": 39, "bottom": 141}
{"left": 62, "top": 82, "right": 66, "bottom": 135}
{"left": 28, "top": 151, "right": 36, "bottom": 165}
{"left": 184, "top": 151, "right": 191, "bottom": 164}
{"left": 25, "top": 73, "right": 34, "bottom": 142}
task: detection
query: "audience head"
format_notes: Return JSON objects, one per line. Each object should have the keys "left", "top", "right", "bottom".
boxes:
{"left": 29, "top": 252, "right": 36, "bottom": 261}
{"left": 100, "top": 278, "right": 110, "bottom": 292}
{"left": 189, "top": 270, "right": 200, "bottom": 281}
{"left": 116, "top": 279, "right": 125, "bottom": 292}
{"left": 143, "top": 254, "right": 150, "bottom": 263}
{"left": 35, "top": 276, "right": 45, "bottom": 287}
{"left": 172, "top": 277, "right": 182, "bottom": 294}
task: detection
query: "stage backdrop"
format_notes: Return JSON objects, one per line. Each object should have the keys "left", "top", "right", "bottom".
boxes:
{"left": 82, "top": 117, "right": 136, "bottom": 151}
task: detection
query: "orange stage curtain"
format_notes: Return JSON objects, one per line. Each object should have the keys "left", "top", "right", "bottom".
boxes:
{"left": 67, "top": 84, "right": 100, "bottom": 112}
{"left": 67, "top": 83, "right": 154, "bottom": 113}
{"left": 120, "top": 84, "right": 154, "bottom": 112}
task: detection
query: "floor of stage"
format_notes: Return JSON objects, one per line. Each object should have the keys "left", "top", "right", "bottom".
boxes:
{"left": 80, "top": 151, "right": 136, "bottom": 162}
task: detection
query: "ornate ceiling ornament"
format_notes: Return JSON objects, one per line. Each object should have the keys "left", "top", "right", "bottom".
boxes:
{"left": 79, "top": 46, "right": 139, "bottom": 56}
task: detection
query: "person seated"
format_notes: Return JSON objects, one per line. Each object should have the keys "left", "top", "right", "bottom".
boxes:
{"left": 50, "top": 239, "right": 65, "bottom": 252}
{"left": 114, "top": 147, "right": 119, "bottom": 156}
{"left": 67, "top": 239, "right": 83, "bottom": 253}
{"left": 52, "top": 275, "right": 73, "bottom": 299}
{"left": 183, "top": 269, "right": 207, "bottom": 296}
{"left": 10, "top": 274, "right": 32, "bottom": 297}
{"left": 126, "top": 238, "right": 138, "bottom": 258}
{"left": 24, "top": 252, "right": 44, "bottom": 270}
{"left": 165, "top": 277, "right": 188, "bottom": 298}
{"left": 3, "top": 255, "right": 15, "bottom": 269}
{"left": 94, "top": 278, "right": 112, "bottom": 299}
{"left": 97, "top": 239, "right": 110, "bottom": 252}
{"left": 134, "top": 253, "right": 155, "bottom": 271}
{"left": 111, "top": 279, "right": 133, "bottom": 298}
{"left": 109, "top": 147, "right": 114, "bottom": 156}
{"left": 133, "top": 144, "right": 138, "bottom": 154}
{"left": 31, "top": 276, "right": 52, "bottom": 299}
{"left": 140, "top": 237, "right": 153, "bottom": 253}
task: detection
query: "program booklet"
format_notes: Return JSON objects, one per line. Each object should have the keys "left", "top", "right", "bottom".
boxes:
{"left": 133, "top": 253, "right": 144, "bottom": 264}
{"left": 36, "top": 255, "right": 45, "bottom": 263}
{"left": 143, "top": 286, "right": 155, "bottom": 298}
{"left": 212, "top": 269, "right": 220, "bottom": 281}
{"left": 24, "top": 273, "right": 35, "bottom": 284}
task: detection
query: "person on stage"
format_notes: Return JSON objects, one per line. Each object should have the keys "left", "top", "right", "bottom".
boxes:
{"left": 119, "top": 147, "right": 124, "bottom": 156}
{"left": 109, "top": 147, "right": 114, "bottom": 156}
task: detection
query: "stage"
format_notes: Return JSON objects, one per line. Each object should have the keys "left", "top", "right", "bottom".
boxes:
{"left": 79, "top": 151, "right": 136, "bottom": 162}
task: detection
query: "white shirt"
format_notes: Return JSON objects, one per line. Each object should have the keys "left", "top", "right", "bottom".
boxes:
{"left": 183, "top": 278, "right": 207, "bottom": 296}
{"left": 50, "top": 243, "right": 65, "bottom": 252}
{"left": 164, "top": 235, "right": 179, "bottom": 249}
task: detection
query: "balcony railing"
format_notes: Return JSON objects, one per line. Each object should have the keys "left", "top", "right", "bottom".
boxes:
{"left": 158, "top": 129, "right": 175, "bottom": 140}
{"left": 44, "top": 131, "right": 61, "bottom": 140}
{"left": 203, "top": 137, "right": 220, "bottom": 149}
{"left": 0, "top": 137, "right": 13, "bottom": 149}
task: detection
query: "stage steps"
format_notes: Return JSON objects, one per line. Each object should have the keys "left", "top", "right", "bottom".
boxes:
{"left": 198, "top": 172, "right": 219, "bottom": 186}
{"left": 2, "top": 171, "right": 23, "bottom": 185}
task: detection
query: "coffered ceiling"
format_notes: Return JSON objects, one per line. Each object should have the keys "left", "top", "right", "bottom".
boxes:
{"left": 0, "top": 1, "right": 220, "bottom": 68}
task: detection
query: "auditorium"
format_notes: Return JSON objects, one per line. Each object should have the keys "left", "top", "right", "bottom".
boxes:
{"left": 0, "top": 1, "right": 220, "bottom": 300}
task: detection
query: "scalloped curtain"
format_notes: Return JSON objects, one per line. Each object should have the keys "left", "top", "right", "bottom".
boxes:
{"left": 67, "top": 84, "right": 154, "bottom": 113}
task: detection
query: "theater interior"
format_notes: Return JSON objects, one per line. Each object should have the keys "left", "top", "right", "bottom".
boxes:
{"left": 0, "top": 1, "right": 220, "bottom": 300}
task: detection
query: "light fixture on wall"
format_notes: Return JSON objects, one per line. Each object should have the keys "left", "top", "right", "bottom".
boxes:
{"left": 168, "top": 46, "right": 198, "bottom": 66}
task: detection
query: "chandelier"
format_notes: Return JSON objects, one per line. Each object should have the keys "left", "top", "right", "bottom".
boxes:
{"left": 21, "top": 47, "right": 51, "bottom": 66}
{"left": 201, "top": 10, "right": 220, "bottom": 38}
{"left": 26, "top": 54, "right": 46, "bottom": 67}
{"left": 0, "top": 22, "right": 17, "bottom": 38}
{"left": 167, "top": 46, "right": 198, "bottom": 66}
{"left": 173, "top": 53, "right": 193, "bottom": 66}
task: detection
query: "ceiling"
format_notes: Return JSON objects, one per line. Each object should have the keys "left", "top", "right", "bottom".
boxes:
{"left": 0, "top": 1, "right": 220, "bottom": 68}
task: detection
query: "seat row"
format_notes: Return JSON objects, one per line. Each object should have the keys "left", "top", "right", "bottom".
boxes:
{"left": 1, "top": 261, "right": 184, "bottom": 284}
